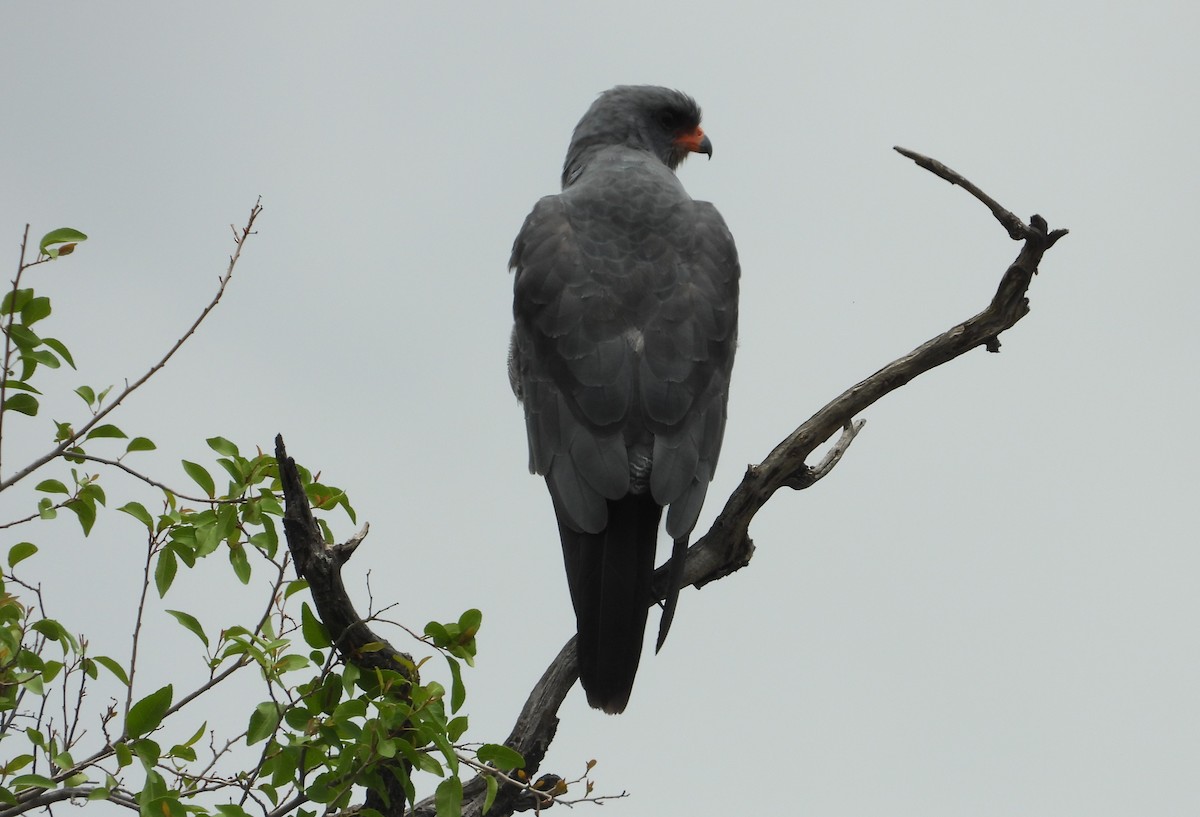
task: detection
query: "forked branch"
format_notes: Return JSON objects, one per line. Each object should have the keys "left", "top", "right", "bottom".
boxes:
{"left": 442, "top": 148, "right": 1068, "bottom": 817}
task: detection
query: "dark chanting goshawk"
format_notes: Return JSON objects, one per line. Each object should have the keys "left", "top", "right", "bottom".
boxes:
{"left": 509, "top": 86, "right": 740, "bottom": 713}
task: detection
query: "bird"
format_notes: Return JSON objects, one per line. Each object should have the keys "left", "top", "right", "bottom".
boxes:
{"left": 508, "top": 86, "right": 740, "bottom": 713}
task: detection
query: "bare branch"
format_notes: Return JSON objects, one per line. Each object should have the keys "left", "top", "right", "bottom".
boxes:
{"left": 441, "top": 149, "right": 1068, "bottom": 817}
{"left": 275, "top": 435, "right": 415, "bottom": 817}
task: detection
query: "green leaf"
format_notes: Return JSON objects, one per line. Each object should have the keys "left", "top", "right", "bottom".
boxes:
{"left": 435, "top": 777, "right": 462, "bottom": 817}
{"left": 447, "top": 715, "right": 468, "bottom": 743}
{"left": 132, "top": 737, "right": 160, "bottom": 768}
{"left": 41, "top": 337, "right": 74, "bottom": 368}
{"left": 3, "top": 394, "right": 38, "bottom": 416}
{"left": 154, "top": 548, "right": 177, "bottom": 597}
{"left": 113, "top": 742, "right": 132, "bottom": 768}
{"left": 413, "top": 751, "right": 444, "bottom": 776}
{"left": 206, "top": 437, "right": 239, "bottom": 457}
{"left": 31, "top": 617, "right": 70, "bottom": 646}
{"left": 0, "top": 287, "right": 31, "bottom": 315}
{"left": 9, "top": 773, "right": 55, "bottom": 790}
{"left": 22, "top": 349, "right": 60, "bottom": 369}
{"left": 300, "top": 603, "right": 331, "bottom": 649}
{"left": 165, "top": 610, "right": 208, "bottom": 647}
{"left": 118, "top": 502, "right": 154, "bottom": 530}
{"left": 39, "top": 228, "right": 87, "bottom": 257}
{"left": 247, "top": 701, "right": 282, "bottom": 745}
{"left": 84, "top": 424, "right": 127, "bottom": 440}
{"left": 80, "top": 481, "right": 106, "bottom": 506}
{"left": 272, "top": 654, "right": 308, "bottom": 674}
{"left": 20, "top": 297, "right": 51, "bottom": 326}
{"left": 93, "top": 656, "right": 129, "bottom": 686}
{"left": 181, "top": 460, "right": 215, "bottom": 497}
{"left": 228, "top": 542, "right": 251, "bottom": 584}
{"left": 446, "top": 656, "right": 465, "bottom": 714}
{"left": 166, "top": 743, "right": 196, "bottom": 762}
{"left": 74, "top": 385, "right": 95, "bottom": 405}
{"left": 458, "top": 608, "right": 482, "bottom": 636}
{"left": 483, "top": 774, "right": 498, "bottom": 815}
{"left": 65, "top": 498, "right": 96, "bottom": 536}
{"left": 125, "top": 684, "right": 173, "bottom": 739}
{"left": 1, "top": 755, "right": 33, "bottom": 775}
{"left": 424, "top": 621, "right": 451, "bottom": 647}
{"left": 37, "top": 497, "right": 57, "bottom": 519}
{"left": 34, "top": 479, "right": 68, "bottom": 494}
{"left": 125, "top": 436, "right": 156, "bottom": 453}
{"left": 431, "top": 732, "right": 458, "bottom": 775}
{"left": 180, "top": 721, "right": 207, "bottom": 748}
{"left": 6, "top": 324, "right": 40, "bottom": 351}
{"left": 476, "top": 744, "right": 524, "bottom": 771}
{"left": 7, "top": 542, "right": 37, "bottom": 568}
{"left": 141, "top": 768, "right": 165, "bottom": 801}
{"left": 214, "top": 805, "right": 253, "bottom": 817}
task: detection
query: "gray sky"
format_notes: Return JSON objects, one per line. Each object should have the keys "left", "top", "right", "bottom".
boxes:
{"left": 3, "top": 2, "right": 1197, "bottom": 815}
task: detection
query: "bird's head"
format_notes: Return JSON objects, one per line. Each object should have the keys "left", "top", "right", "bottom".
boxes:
{"left": 562, "top": 86, "right": 712, "bottom": 186}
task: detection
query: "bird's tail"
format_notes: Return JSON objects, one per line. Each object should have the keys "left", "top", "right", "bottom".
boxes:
{"left": 555, "top": 493, "right": 662, "bottom": 714}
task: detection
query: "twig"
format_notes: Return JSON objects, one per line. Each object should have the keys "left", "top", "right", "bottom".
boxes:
{"left": 74, "top": 454, "right": 244, "bottom": 504}
{"left": 892, "top": 147, "right": 1068, "bottom": 250}
{"left": 0, "top": 199, "right": 263, "bottom": 494}
{"left": 123, "top": 531, "right": 157, "bottom": 720}
{"left": 0, "top": 225, "right": 34, "bottom": 480}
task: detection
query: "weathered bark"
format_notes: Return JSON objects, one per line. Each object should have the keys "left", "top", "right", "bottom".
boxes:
{"left": 276, "top": 436, "right": 415, "bottom": 816}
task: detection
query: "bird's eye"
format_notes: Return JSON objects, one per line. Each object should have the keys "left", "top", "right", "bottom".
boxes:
{"left": 656, "top": 110, "right": 685, "bottom": 132}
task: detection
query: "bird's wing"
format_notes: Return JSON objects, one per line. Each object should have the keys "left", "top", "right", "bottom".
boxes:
{"left": 642, "top": 200, "right": 739, "bottom": 538}
{"left": 510, "top": 194, "right": 634, "bottom": 534}
{"left": 510, "top": 189, "right": 739, "bottom": 538}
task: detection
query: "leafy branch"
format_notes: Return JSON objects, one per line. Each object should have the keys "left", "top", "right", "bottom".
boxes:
{"left": 0, "top": 201, "right": 262, "bottom": 493}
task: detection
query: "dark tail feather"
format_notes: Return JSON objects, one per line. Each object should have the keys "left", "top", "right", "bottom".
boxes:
{"left": 654, "top": 536, "right": 689, "bottom": 653}
{"left": 555, "top": 493, "right": 661, "bottom": 714}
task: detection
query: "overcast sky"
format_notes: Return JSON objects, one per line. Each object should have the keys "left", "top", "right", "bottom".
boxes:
{"left": 2, "top": 2, "right": 1197, "bottom": 815}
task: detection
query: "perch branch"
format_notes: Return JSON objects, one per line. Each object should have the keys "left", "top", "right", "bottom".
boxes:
{"left": 440, "top": 149, "right": 1068, "bottom": 817}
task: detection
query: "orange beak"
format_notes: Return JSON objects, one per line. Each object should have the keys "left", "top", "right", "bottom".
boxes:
{"left": 675, "top": 126, "right": 713, "bottom": 158}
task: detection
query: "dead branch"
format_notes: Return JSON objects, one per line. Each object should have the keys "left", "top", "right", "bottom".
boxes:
{"left": 440, "top": 148, "right": 1068, "bottom": 817}
{"left": 275, "top": 435, "right": 415, "bottom": 816}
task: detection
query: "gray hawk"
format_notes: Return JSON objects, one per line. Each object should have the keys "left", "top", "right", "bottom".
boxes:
{"left": 509, "top": 86, "right": 740, "bottom": 713}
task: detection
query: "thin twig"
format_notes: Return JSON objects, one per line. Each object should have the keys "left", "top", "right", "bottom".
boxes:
{"left": 0, "top": 199, "right": 263, "bottom": 494}
{"left": 123, "top": 531, "right": 157, "bottom": 721}
{"left": 0, "top": 497, "right": 72, "bottom": 530}
{"left": 74, "top": 454, "right": 243, "bottom": 504}
{"left": 0, "top": 225, "right": 33, "bottom": 480}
